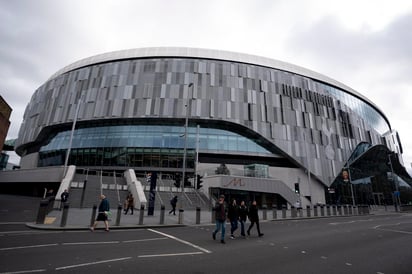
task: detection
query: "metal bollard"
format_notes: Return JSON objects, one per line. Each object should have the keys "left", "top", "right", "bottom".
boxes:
{"left": 332, "top": 205, "right": 337, "bottom": 216}
{"left": 326, "top": 205, "right": 331, "bottom": 216}
{"left": 36, "top": 199, "right": 49, "bottom": 224}
{"left": 306, "top": 205, "right": 311, "bottom": 217}
{"left": 314, "top": 205, "right": 318, "bottom": 217}
{"left": 320, "top": 205, "right": 325, "bottom": 216}
{"left": 291, "top": 206, "right": 297, "bottom": 218}
{"left": 60, "top": 202, "right": 70, "bottom": 227}
{"left": 196, "top": 207, "right": 201, "bottom": 224}
{"left": 358, "top": 205, "right": 363, "bottom": 215}
{"left": 160, "top": 205, "right": 165, "bottom": 224}
{"left": 115, "top": 203, "right": 122, "bottom": 226}
{"left": 90, "top": 205, "right": 97, "bottom": 227}
{"left": 299, "top": 207, "right": 303, "bottom": 218}
{"left": 139, "top": 205, "right": 145, "bottom": 225}
{"left": 178, "top": 209, "right": 184, "bottom": 224}
{"left": 343, "top": 205, "right": 348, "bottom": 215}
{"left": 282, "top": 205, "right": 287, "bottom": 218}
{"left": 262, "top": 205, "right": 267, "bottom": 220}
{"left": 348, "top": 205, "right": 352, "bottom": 215}
{"left": 47, "top": 196, "right": 56, "bottom": 212}
{"left": 272, "top": 204, "right": 277, "bottom": 219}
{"left": 337, "top": 205, "right": 342, "bottom": 216}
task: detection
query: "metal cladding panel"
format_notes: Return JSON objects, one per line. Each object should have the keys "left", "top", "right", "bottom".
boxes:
{"left": 47, "top": 47, "right": 384, "bottom": 117}
{"left": 15, "top": 49, "right": 396, "bottom": 186}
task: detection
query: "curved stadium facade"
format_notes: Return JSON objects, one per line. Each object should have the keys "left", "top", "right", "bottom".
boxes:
{"left": 14, "top": 47, "right": 411, "bottom": 206}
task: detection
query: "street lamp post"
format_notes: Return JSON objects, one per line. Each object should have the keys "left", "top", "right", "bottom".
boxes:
{"left": 181, "top": 83, "right": 193, "bottom": 195}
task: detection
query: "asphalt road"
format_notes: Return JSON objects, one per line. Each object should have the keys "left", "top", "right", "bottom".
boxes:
{"left": 0, "top": 195, "right": 412, "bottom": 274}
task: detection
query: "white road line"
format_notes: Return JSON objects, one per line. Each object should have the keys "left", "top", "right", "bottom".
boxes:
{"left": 122, "top": 237, "right": 167, "bottom": 243}
{"left": 139, "top": 252, "right": 203, "bottom": 258}
{"left": 373, "top": 224, "right": 412, "bottom": 235}
{"left": 55, "top": 257, "right": 132, "bottom": 271}
{"left": 0, "top": 269, "right": 46, "bottom": 273}
{"left": 62, "top": 241, "right": 120, "bottom": 246}
{"left": 148, "top": 228, "right": 212, "bottom": 254}
{"left": 329, "top": 221, "right": 355, "bottom": 225}
{"left": 0, "top": 243, "right": 58, "bottom": 251}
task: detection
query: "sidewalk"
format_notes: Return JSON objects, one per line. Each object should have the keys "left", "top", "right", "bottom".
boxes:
{"left": 26, "top": 205, "right": 399, "bottom": 231}
{"left": 27, "top": 207, "right": 214, "bottom": 230}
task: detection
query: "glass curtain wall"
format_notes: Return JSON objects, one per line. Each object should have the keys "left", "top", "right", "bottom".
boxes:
{"left": 38, "top": 125, "right": 272, "bottom": 167}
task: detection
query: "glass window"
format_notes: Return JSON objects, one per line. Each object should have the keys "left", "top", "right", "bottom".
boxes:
{"left": 39, "top": 124, "right": 273, "bottom": 167}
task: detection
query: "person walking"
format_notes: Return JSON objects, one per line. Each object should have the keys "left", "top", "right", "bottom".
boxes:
{"left": 60, "top": 189, "right": 69, "bottom": 210}
{"left": 169, "top": 195, "right": 178, "bottom": 215}
{"left": 124, "top": 193, "right": 134, "bottom": 215}
{"left": 90, "top": 194, "right": 110, "bottom": 232}
{"left": 238, "top": 200, "right": 248, "bottom": 237}
{"left": 212, "top": 194, "right": 227, "bottom": 244}
{"left": 228, "top": 198, "right": 239, "bottom": 239}
{"left": 247, "top": 200, "right": 263, "bottom": 237}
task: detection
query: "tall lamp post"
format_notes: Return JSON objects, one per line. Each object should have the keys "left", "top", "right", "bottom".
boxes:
{"left": 181, "top": 83, "right": 193, "bottom": 195}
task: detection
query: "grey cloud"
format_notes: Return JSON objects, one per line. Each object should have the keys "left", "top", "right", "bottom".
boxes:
{"left": 287, "top": 12, "right": 412, "bottom": 80}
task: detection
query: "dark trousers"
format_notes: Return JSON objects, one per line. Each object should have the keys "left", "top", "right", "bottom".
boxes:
{"left": 247, "top": 219, "right": 261, "bottom": 235}
{"left": 239, "top": 219, "right": 246, "bottom": 235}
{"left": 125, "top": 206, "right": 133, "bottom": 214}
{"left": 230, "top": 219, "right": 238, "bottom": 235}
{"left": 169, "top": 206, "right": 176, "bottom": 215}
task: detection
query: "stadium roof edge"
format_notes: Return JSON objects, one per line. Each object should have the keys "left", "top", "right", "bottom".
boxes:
{"left": 47, "top": 47, "right": 388, "bottom": 126}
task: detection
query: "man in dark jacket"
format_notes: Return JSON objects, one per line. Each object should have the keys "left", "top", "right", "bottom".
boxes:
{"left": 247, "top": 200, "right": 264, "bottom": 237}
{"left": 169, "top": 196, "right": 178, "bottom": 215}
{"left": 212, "top": 195, "right": 227, "bottom": 244}
{"left": 60, "top": 189, "right": 69, "bottom": 210}
{"left": 228, "top": 198, "right": 239, "bottom": 239}
{"left": 238, "top": 200, "right": 248, "bottom": 237}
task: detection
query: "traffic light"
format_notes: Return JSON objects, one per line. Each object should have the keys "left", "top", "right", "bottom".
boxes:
{"left": 294, "top": 182, "right": 300, "bottom": 194}
{"left": 196, "top": 174, "right": 203, "bottom": 189}
{"left": 174, "top": 174, "right": 181, "bottom": 188}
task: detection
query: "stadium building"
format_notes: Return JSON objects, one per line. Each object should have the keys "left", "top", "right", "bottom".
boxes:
{"left": 4, "top": 47, "right": 411, "bottom": 207}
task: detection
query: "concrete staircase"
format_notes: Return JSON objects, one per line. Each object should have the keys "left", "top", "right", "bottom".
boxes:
{"left": 68, "top": 173, "right": 129, "bottom": 208}
{"left": 67, "top": 174, "right": 210, "bottom": 211}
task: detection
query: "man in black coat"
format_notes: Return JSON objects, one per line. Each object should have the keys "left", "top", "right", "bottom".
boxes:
{"left": 247, "top": 200, "right": 264, "bottom": 237}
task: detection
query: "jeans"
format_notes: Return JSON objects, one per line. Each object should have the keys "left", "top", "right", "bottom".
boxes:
{"left": 239, "top": 219, "right": 246, "bottom": 235}
{"left": 230, "top": 219, "right": 238, "bottom": 235}
{"left": 214, "top": 220, "right": 226, "bottom": 240}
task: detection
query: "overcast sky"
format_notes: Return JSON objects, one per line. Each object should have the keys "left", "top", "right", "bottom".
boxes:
{"left": 1, "top": 0, "right": 412, "bottom": 173}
